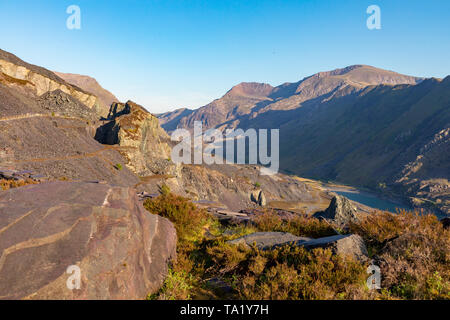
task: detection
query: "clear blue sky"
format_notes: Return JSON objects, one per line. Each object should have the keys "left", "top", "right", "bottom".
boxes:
{"left": 0, "top": 0, "right": 449, "bottom": 113}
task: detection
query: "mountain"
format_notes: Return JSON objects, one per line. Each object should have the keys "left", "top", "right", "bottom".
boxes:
{"left": 54, "top": 71, "right": 119, "bottom": 109}
{"left": 276, "top": 77, "right": 450, "bottom": 214}
{"left": 159, "top": 65, "right": 422, "bottom": 132}
{"left": 157, "top": 66, "right": 449, "bottom": 215}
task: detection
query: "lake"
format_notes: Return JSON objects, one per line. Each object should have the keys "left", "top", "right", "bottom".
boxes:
{"left": 335, "top": 190, "right": 411, "bottom": 213}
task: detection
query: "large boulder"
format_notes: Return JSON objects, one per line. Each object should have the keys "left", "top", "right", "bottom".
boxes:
{"left": 228, "top": 232, "right": 368, "bottom": 262}
{"left": 313, "top": 195, "right": 360, "bottom": 228}
{"left": 227, "top": 232, "right": 311, "bottom": 250}
{"left": 298, "top": 234, "right": 368, "bottom": 262}
{"left": 0, "top": 181, "right": 177, "bottom": 300}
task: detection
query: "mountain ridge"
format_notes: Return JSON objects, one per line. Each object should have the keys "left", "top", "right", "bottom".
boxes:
{"left": 158, "top": 64, "right": 423, "bottom": 132}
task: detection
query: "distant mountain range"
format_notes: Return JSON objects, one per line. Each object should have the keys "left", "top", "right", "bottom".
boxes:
{"left": 158, "top": 65, "right": 449, "bottom": 215}
{"left": 158, "top": 65, "right": 423, "bottom": 131}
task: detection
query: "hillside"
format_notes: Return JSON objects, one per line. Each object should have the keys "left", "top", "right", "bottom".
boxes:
{"left": 159, "top": 65, "right": 422, "bottom": 132}
{"left": 54, "top": 71, "right": 119, "bottom": 109}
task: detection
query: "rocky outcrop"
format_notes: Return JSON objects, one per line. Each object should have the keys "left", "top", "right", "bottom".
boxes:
{"left": 0, "top": 181, "right": 177, "bottom": 300}
{"left": 250, "top": 189, "right": 266, "bottom": 206}
{"left": 227, "top": 232, "right": 311, "bottom": 250}
{"left": 313, "top": 195, "right": 360, "bottom": 228}
{"left": 299, "top": 234, "right": 368, "bottom": 262}
{"left": 95, "top": 101, "right": 176, "bottom": 176}
{"left": 0, "top": 49, "right": 103, "bottom": 115}
{"left": 228, "top": 232, "right": 368, "bottom": 261}
{"left": 395, "top": 127, "right": 450, "bottom": 216}
{"left": 38, "top": 90, "right": 98, "bottom": 121}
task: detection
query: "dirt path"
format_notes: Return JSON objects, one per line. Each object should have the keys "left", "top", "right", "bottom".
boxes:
{"left": 12, "top": 145, "right": 136, "bottom": 164}
{"left": 0, "top": 113, "right": 89, "bottom": 123}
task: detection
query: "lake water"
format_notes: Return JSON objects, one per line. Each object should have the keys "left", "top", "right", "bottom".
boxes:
{"left": 335, "top": 191, "right": 411, "bottom": 213}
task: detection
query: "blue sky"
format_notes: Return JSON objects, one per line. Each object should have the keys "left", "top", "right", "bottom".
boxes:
{"left": 0, "top": 0, "right": 449, "bottom": 113}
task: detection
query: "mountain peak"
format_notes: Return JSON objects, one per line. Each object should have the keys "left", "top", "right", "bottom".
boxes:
{"left": 225, "top": 82, "right": 274, "bottom": 99}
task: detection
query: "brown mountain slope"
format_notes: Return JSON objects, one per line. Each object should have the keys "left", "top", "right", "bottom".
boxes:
{"left": 159, "top": 65, "right": 422, "bottom": 132}
{"left": 54, "top": 72, "right": 119, "bottom": 109}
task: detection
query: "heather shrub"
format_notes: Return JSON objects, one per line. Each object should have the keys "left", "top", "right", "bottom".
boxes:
{"left": 145, "top": 194, "right": 448, "bottom": 300}
{"left": 351, "top": 210, "right": 450, "bottom": 299}
{"left": 0, "top": 178, "right": 37, "bottom": 190}
{"left": 254, "top": 211, "right": 336, "bottom": 238}
{"left": 203, "top": 243, "right": 368, "bottom": 300}
{"left": 143, "top": 192, "right": 211, "bottom": 242}
{"left": 378, "top": 230, "right": 449, "bottom": 299}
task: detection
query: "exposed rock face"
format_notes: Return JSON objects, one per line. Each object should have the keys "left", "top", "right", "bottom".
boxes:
{"left": 228, "top": 232, "right": 311, "bottom": 250}
{"left": 313, "top": 195, "right": 360, "bottom": 228}
{"left": 0, "top": 49, "right": 102, "bottom": 115}
{"left": 0, "top": 181, "right": 177, "bottom": 300}
{"left": 95, "top": 101, "right": 176, "bottom": 176}
{"left": 395, "top": 127, "right": 450, "bottom": 216}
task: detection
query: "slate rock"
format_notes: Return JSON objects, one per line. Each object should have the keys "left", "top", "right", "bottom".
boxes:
{"left": 0, "top": 181, "right": 177, "bottom": 300}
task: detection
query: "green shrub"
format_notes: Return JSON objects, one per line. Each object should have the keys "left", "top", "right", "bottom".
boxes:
{"left": 147, "top": 269, "right": 194, "bottom": 300}
{"left": 144, "top": 192, "right": 211, "bottom": 243}
{"left": 115, "top": 163, "right": 123, "bottom": 170}
{"left": 159, "top": 184, "right": 171, "bottom": 196}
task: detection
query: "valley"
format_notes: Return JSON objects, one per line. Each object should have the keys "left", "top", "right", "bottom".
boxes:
{"left": 0, "top": 48, "right": 448, "bottom": 300}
